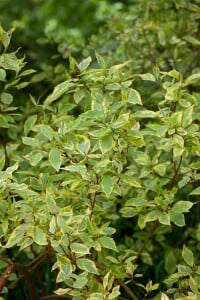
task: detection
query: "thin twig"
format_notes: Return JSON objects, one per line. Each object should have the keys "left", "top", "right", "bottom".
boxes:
{"left": 168, "top": 156, "right": 182, "bottom": 189}
{"left": 117, "top": 279, "right": 138, "bottom": 300}
{"left": 39, "top": 295, "right": 72, "bottom": 300}
{"left": 1, "top": 128, "right": 10, "bottom": 168}
{"left": 135, "top": 221, "right": 159, "bottom": 262}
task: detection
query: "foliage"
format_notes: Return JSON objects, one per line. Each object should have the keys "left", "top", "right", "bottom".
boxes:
{"left": 0, "top": 1, "right": 200, "bottom": 299}
{"left": 88, "top": 0, "right": 200, "bottom": 76}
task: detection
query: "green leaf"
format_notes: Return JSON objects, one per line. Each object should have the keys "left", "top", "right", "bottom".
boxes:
{"left": 101, "top": 175, "right": 115, "bottom": 198}
{"left": 133, "top": 110, "right": 158, "bottom": 118}
{"left": 22, "top": 137, "right": 39, "bottom": 147}
{"left": 63, "top": 165, "right": 87, "bottom": 176}
{"left": 69, "top": 55, "right": 77, "bottom": 72}
{"left": 34, "top": 124, "right": 53, "bottom": 141}
{"left": 45, "top": 80, "right": 74, "bottom": 106}
{"left": 108, "top": 286, "right": 120, "bottom": 299}
{"left": 49, "top": 216, "right": 56, "bottom": 234}
{"left": 173, "top": 144, "right": 184, "bottom": 160}
{"left": 29, "top": 152, "right": 43, "bottom": 166}
{"left": 20, "top": 69, "right": 36, "bottom": 76}
{"left": 0, "top": 26, "right": 14, "bottom": 49}
{"left": 182, "top": 245, "right": 194, "bottom": 267}
{"left": 46, "top": 191, "right": 59, "bottom": 213}
{"left": 78, "top": 56, "right": 92, "bottom": 72}
{"left": 76, "top": 135, "right": 90, "bottom": 155}
{"left": 73, "top": 276, "right": 88, "bottom": 289}
{"left": 1, "top": 92, "right": 13, "bottom": 104}
{"left": 170, "top": 212, "right": 185, "bottom": 227}
{"left": 5, "top": 224, "right": 27, "bottom": 248}
{"left": 99, "top": 134, "right": 113, "bottom": 154}
{"left": 95, "top": 51, "right": 105, "bottom": 67}
{"left": 24, "top": 115, "right": 37, "bottom": 136}
{"left": 0, "top": 114, "right": 9, "bottom": 128}
{"left": 74, "top": 88, "right": 85, "bottom": 104}
{"left": 70, "top": 242, "right": 90, "bottom": 254}
{"left": 127, "top": 89, "right": 142, "bottom": 105}
{"left": 57, "top": 254, "right": 72, "bottom": 279}
{"left": 190, "top": 187, "right": 200, "bottom": 195}
{"left": 171, "top": 201, "right": 193, "bottom": 213}
{"left": 0, "top": 154, "right": 5, "bottom": 170}
{"left": 185, "top": 73, "right": 200, "bottom": 85}
{"left": 161, "top": 293, "right": 170, "bottom": 300}
{"left": 139, "top": 73, "right": 156, "bottom": 82}
{"left": 177, "top": 264, "right": 192, "bottom": 276}
{"left": 165, "top": 251, "right": 176, "bottom": 274}
{"left": 99, "top": 236, "right": 118, "bottom": 252}
{"left": 119, "top": 174, "right": 141, "bottom": 188}
{"left": 146, "top": 123, "right": 168, "bottom": 137}
{"left": 153, "top": 163, "right": 169, "bottom": 176}
{"left": 158, "top": 212, "right": 170, "bottom": 225}
{"left": 183, "top": 35, "right": 200, "bottom": 46}
{"left": 0, "top": 68, "right": 6, "bottom": 81}
{"left": 125, "top": 198, "right": 147, "bottom": 207}
{"left": 182, "top": 106, "right": 193, "bottom": 128}
{"left": 145, "top": 210, "right": 160, "bottom": 223}
{"left": 49, "top": 148, "right": 61, "bottom": 172}
{"left": 26, "top": 225, "right": 47, "bottom": 245}
{"left": 106, "top": 83, "right": 121, "bottom": 91}
{"left": 77, "top": 258, "right": 98, "bottom": 274}
{"left": 133, "top": 151, "right": 150, "bottom": 166}
{"left": 0, "top": 53, "right": 20, "bottom": 72}
{"left": 120, "top": 207, "right": 137, "bottom": 218}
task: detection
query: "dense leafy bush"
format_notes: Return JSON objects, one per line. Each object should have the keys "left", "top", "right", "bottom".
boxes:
{"left": 0, "top": 1, "right": 200, "bottom": 299}
{"left": 88, "top": 0, "right": 200, "bottom": 75}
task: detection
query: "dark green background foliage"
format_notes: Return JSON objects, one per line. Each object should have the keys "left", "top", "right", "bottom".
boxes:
{"left": 0, "top": 1, "right": 200, "bottom": 300}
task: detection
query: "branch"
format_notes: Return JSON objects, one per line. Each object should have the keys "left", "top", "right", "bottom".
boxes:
{"left": 0, "top": 250, "right": 50, "bottom": 300}
{"left": 117, "top": 279, "right": 138, "bottom": 300}
{"left": 40, "top": 295, "right": 72, "bottom": 300}
{"left": 1, "top": 128, "right": 10, "bottom": 168}
{"left": 0, "top": 263, "right": 16, "bottom": 293}
{"left": 168, "top": 156, "right": 182, "bottom": 189}
{"left": 135, "top": 221, "right": 159, "bottom": 262}
{"left": 95, "top": 262, "right": 138, "bottom": 300}
{"left": 16, "top": 264, "right": 37, "bottom": 300}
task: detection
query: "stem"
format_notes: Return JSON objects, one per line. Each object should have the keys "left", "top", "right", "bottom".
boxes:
{"left": 135, "top": 221, "right": 159, "bottom": 262}
{"left": 95, "top": 262, "right": 138, "bottom": 300}
{"left": 0, "top": 263, "right": 37, "bottom": 300}
{"left": 28, "top": 250, "right": 50, "bottom": 269}
{"left": 1, "top": 128, "right": 10, "bottom": 168}
{"left": 0, "top": 263, "right": 16, "bottom": 292}
{"left": 168, "top": 156, "right": 182, "bottom": 189}
{"left": 0, "top": 250, "right": 50, "bottom": 299}
{"left": 89, "top": 192, "right": 97, "bottom": 220}
{"left": 17, "top": 264, "right": 37, "bottom": 300}
{"left": 117, "top": 279, "right": 138, "bottom": 300}
{"left": 40, "top": 296, "right": 72, "bottom": 300}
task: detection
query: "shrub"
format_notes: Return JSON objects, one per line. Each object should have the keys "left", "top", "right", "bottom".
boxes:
{"left": 0, "top": 25, "right": 200, "bottom": 300}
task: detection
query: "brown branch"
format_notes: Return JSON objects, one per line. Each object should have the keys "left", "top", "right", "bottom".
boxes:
{"left": 0, "top": 256, "right": 11, "bottom": 264}
{"left": 0, "top": 263, "right": 16, "bottom": 292}
{"left": 168, "top": 156, "right": 183, "bottom": 189}
{"left": 40, "top": 295, "right": 72, "bottom": 300}
{"left": 135, "top": 221, "right": 159, "bottom": 262}
{"left": 1, "top": 128, "right": 10, "bottom": 168}
{"left": 89, "top": 191, "right": 97, "bottom": 220}
{"left": 0, "top": 262, "right": 37, "bottom": 300}
{"left": 0, "top": 250, "right": 51, "bottom": 300}
{"left": 28, "top": 249, "right": 50, "bottom": 269}
{"left": 117, "top": 279, "right": 138, "bottom": 300}
{"left": 16, "top": 264, "right": 37, "bottom": 300}
{"left": 95, "top": 261, "right": 138, "bottom": 300}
